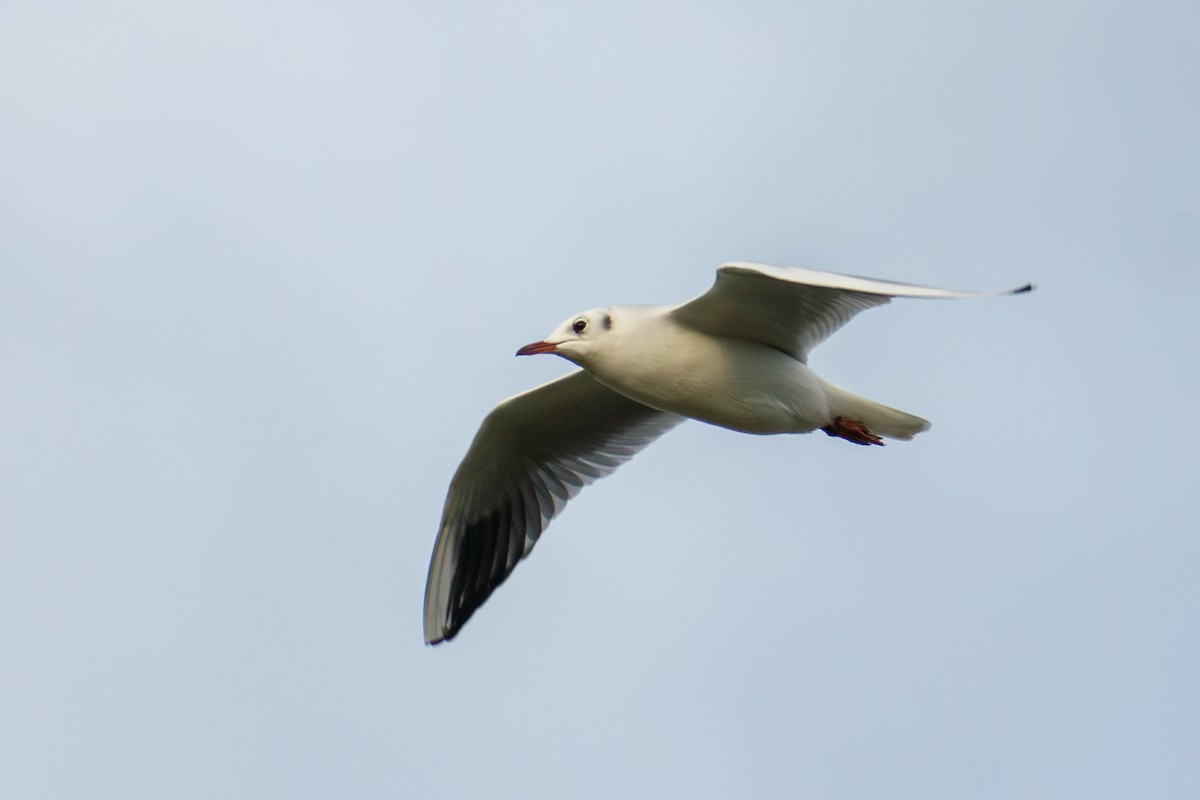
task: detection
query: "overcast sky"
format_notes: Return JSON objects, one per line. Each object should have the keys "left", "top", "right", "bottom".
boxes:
{"left": 3, "top": 2, "right": 1198, "bottom": 798}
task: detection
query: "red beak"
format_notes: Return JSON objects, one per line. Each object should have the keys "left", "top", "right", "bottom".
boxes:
{"left": 515, "top": 340, "right": 559, "bottom": 356}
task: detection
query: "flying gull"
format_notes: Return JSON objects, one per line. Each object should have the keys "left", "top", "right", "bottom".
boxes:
{"left": 423, "top": 262, "right": 1032, "bottom": 644}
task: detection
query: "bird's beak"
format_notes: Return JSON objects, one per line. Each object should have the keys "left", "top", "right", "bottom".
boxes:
{"left": 516, "top": 340, "right": 558, "bottom": 356}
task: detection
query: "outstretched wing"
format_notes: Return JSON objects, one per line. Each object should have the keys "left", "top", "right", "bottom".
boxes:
{"left": 423, "top": 370, "right": 683, "bottom": 644}
{"left": 670, "top": 262, "right": 1033, "bottom": 361}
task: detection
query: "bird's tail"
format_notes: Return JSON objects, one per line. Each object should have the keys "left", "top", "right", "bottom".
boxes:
{"left": 819, "top": 380, "right": 931, "bottom": 440}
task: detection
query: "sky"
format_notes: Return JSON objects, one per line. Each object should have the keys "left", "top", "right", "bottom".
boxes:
{"left": 2, "top": 1, "right": 1198, "bottom": 797}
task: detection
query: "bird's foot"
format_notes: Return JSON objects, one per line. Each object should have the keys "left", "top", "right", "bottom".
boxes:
{"left": 822, "top": 417, "right": 884, "bottom": 446}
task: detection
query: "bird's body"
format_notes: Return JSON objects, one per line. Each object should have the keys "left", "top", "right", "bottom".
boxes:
{"left": 581, "top": 305, "right": 830, "bottom": 435}
{"left": 423, "top": 262, "right": 1032, "bottom": 644}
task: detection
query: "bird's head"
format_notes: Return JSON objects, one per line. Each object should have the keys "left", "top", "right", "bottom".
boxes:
{"left": 516, "top": 308, "right": 615, "bottom": 366}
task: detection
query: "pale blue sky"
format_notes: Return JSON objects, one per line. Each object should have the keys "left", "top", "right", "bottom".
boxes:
{"left": 2, "top": 2, "right": 1198, "bottom": 798}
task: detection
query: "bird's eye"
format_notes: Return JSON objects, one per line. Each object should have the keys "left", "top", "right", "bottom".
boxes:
{"left": 572, "top": 319, "right": 587, "bottom": 334}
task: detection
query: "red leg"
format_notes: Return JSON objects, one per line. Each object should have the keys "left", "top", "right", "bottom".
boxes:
{"left": 821, "top": 417, "right": 884, "bottom": 446}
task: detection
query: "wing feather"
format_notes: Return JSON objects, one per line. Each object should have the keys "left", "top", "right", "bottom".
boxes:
{"left": 423, "top": 370, "right": 683, "bottom": 644}
{"left": 671, "top": 262, "right": 1033, "bottom": 360}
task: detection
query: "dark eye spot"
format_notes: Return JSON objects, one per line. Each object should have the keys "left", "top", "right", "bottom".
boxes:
{"left": 572, "top": 319, "right": 587, "bottom": 334}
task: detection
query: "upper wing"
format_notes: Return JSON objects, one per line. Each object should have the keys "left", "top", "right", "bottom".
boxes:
{"left": 423, "top": 370, "right": 683, "bottom": 644}
{"left": 670, "top": 262, "right": 1033, "bottom": 361}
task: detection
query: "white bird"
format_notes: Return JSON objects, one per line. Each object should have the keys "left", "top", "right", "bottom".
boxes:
{"left": 423, "top": 262, "right": 1032, "bottom": 644}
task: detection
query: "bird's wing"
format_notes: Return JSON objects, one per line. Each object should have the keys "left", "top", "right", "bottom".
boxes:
{"left": 670, "top": 262, "right": 1033, "bottom": 360}
{"left": 423, "top": 370, "right": 684, "bottom": 644}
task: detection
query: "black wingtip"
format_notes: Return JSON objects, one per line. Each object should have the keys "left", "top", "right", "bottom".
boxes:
{"left": 1013, "top": 283, "right": 1035, "bottom": 294}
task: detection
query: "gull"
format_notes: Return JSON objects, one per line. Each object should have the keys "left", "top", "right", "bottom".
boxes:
{"left": 423, "top": 262, "right": 1032, "bottom": 644}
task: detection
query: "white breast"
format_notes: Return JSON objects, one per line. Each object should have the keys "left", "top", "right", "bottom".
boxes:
{"left": 586, "top": 314, "right": 829, "bottom": 435}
